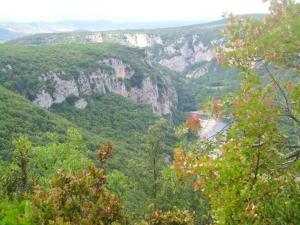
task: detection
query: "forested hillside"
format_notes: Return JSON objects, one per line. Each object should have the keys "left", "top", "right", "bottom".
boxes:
{"left": 0, "top": 43, "right": 178, "bottom": 115}
{"left": 9, "top": 17, "right": 245, "bottom": 112}
{"left": 0, "top": 83, "right": 163, "bottom": 168}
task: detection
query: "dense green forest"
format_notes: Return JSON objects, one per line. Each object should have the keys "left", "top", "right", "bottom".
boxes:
{"left": 0, "top": 84, "right": 161, "bottom": 165}
{"left": 0, "top": 0, "right": 299, "bottom": 224}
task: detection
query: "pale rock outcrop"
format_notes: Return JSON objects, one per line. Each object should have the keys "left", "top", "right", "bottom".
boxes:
{"left": 101, "top": 58, "right": 134, "bottom": 79}
{"left": 158, "top": 39, "right": 216, "bottom": 72}
{"left": 74, "top": 98, "right": 88, "bottom": 109}
{"left": 194, "top": 48, "right": 215, "bottom": 62}
{"left": 6, "top": 64, "right": 12, "bottom": 70}
{"left": 86, "top": 33, "right": 103, "bottom": 43}
{"left": 164, "top": 46, "right": 176, "bottom": 55}
{"left": 128, "top": 77, "right": 177, "bottom": 115}
{"left": 1, "top": 64, "right": 12, "bottom": 72}
{"left": 180, "top": 42, "right": 194, "bottom": 58}
{"left": 186, "top": 65, "right": 209, "bottom": 78}
{"left": 33, "top": 58, "right": 177, "bottom": 115}
{"left": 121, "top": 33, "right": 163, "bottom": 48}
{"left": 39, "top": 72, "right": 79, "bottom": 104}
{"left": 33, "top": 90, "right": 53, "bottom": 108}
{"left": 34, "top": 72, "right": 79, "bottom": 108}
{"left": 78, "top": 72, "right": 92, "bottom": 94}
{"left": 160, "top": 56, "right": 189, "bottom": 73}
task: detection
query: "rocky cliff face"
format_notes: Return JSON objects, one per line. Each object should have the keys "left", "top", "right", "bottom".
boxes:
{"left": 33, "top": 58, "right": 177, "bottom": 115}
{"left": 121, "top": 33, "right": 163, "bottom": 48}
{"left": 74, "top": 32, "right": 216, "bottom": 74}
{"left": 11, "top": 22, "right": 223, "bottom": 77}
{"left": 72, "top": 32, "right": 216, "bottom": 74}
{"left": 8, "top": 21, "right": 226, "bottom": 113}
{"left": 151, "top": 35, "right": 216, "bottom": 72}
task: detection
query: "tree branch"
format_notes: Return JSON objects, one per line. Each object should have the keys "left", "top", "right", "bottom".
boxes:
{"left": 264, "top": 64, "right": 300, "bottom": 124}
{"left": 285, "top": 149, "right": 300, "bottom": 159}
{"left": 205, "top": 121, "right": 232, "bottom": 141}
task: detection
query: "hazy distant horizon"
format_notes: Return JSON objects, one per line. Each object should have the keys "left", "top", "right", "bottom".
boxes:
{"left": 0, "top": 0, "right": 269, "bottom": 23}
{"left": 0, "top": 17, "right": 220, "bottom": 25}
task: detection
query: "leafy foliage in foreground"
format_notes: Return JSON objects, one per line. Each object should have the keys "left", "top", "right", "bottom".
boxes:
{"left": 173, "top": 1, "right": 300, "bottom": 224}
{"left": 32, "top": 166, "right": 125, "bottom": 225}
{"left": 147, "top": 209, "right": 194, "bottom": 225}
{"left": 1, "top": 134, "right": 126, "bottom": 225}
{"left": 0, "top": 130, "right": 203, "bottom": 224}
{"left": 0, "top": 200, "right": 34, "bottom": 225}
{"left": 175, "top": 75, "right": 300, "bottom": 224}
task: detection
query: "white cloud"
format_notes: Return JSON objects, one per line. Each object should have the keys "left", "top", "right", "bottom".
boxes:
{"left": 0, "top": 0, "right": 270, "bottom": 22}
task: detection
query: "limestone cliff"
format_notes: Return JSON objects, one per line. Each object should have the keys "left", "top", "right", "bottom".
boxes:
{"left": 7, "top": 21, "right": 228, "bottom": 114}
{"left": 10, "top": 20, "right": 225, "bottom": 78}
{"left": 87, "top": 32, "right": 216, "bottom": 73}
{"left": 152, "top": 35, "right": 216, "bottom": 72}
{"left": 33, "top": 58, "right": 177, "bottom": 115}
{"left": 84, "top": 32, "right": 216, "bottom": 75}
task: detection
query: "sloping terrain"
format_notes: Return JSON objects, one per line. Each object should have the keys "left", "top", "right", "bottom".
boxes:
{"left": 0, "top": 28, "right": 22, "bottom": 42}
{"left": 0, "top": 43, "right": 177, "bottom": 115}
{"left": 10, "top": 15, "right": 264, "bottom": 80}
{"left": 10, "top": 19, "right": 226, "bottom": 75}
{"left": 0, "top": 84, "right": 160, "bottom": 171}
{"left": 8, "top": 18, "right": 250, "bottom": 111}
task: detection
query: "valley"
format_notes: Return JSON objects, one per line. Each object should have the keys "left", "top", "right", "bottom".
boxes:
{"left": 7, "top": 18, "right": 241, "bottom": 112}
{"left": 0, "top": 18, "right": 237, "bottom": 223}
{"left": 0, "top": 2, "right": 299, "bottom": 223}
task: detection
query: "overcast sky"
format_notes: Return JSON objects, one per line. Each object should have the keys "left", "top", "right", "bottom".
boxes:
{"left": 0, "top": 0, "right": 270, "bottom": 22}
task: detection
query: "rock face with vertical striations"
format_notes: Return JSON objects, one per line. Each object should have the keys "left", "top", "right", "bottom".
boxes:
{"left": 31, "top": 58, "right": 177, "bottom": 115}
{"left": 10, "top": 19, "right": 227, "bottom": 77}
